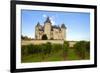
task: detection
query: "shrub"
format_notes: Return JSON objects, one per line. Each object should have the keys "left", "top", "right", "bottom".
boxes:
{"left": 52, "top": 44, "right": 62, "bottom": 53}
{"left": 27, "top": 44, "right": 34, "bottom": 54}
{"left": 45, "top": 42, "right": 52, "bottom": 54}
{"left": 86, "top": 42, "right": 90, "bottom": 53}
{"left": 62, "top": 41, "right": 69, "bottom": 60}
{"left": 21, "top": 45, "right": 28, "bottom": 55}
{"left": 74, "top": 41, "right": 90, "bottom": 59}
{"left": 21, "top": 42, "right": 70, "bottom": 58}
{"left": 63, "top": 41, "right": 69, "bottom": 51}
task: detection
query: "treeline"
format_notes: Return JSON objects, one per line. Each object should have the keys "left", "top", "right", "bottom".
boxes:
{"left": 21, "top": 35, "right": 33, "bottom": 40}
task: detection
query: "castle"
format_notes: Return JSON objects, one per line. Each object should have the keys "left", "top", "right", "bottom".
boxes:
{"left": 35, "top": 17, "right": 66, "bottom": 40}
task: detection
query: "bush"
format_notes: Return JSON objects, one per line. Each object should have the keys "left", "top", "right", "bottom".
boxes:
{"left": 63, "top": 41, "right": 69, "bottom": 51}
{"left": 27, "top": 44, "right": 34, "bottom": 54}
{"left": 45, "top": 42, "right": 52, "bottom": 54}
{"left": 74, "top": 41, "right": 90, "bottom": 59}
{"left": 21, "top": 42, "right": 69, "bottom": 57}
{"left": 21, "top": 45, "right": 28, "bottom": 55}
{"left": 86, "top": 42, "right": 90, "bottom": 53}
{"left": 52, "top": 44, "right": 62, "bottom": 53}
{"left": 62, "top": 41, "right": 69, "bottom": 60}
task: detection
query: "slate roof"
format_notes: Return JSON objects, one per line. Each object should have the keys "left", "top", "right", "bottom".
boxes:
{"left": 44, "top": 17, "right": 51, "bottom": 23}
{"left": 61, "top": 24, "right": 66, "bottom": 29}
{"left": 36, "top": 17, "right": 66, "bottom": 32}
{"left": 36, "top": 22, "right": 41, "bottom": 27}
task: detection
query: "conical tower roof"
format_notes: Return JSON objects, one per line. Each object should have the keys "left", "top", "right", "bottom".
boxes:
{"left": 61, "top": 23, "right": 66, "bottom": 29}
{"left": 44, "top": 16, "right": 51, "bottom": 23}
{"left": 36, "top": 22, "right": 41, "bottom": 27}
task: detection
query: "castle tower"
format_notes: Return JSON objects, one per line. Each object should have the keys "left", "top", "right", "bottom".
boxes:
{"left": 44, "top": 17, "right": 52, "bottom": 39}
{"left": 35, "top": 22, "right": 42, "bottom": 39}
{"left": 61, "top": 23, "right": 66, "bottom": 40}
{"left": 35, "top": 17, "right": 67, "bottom": 40}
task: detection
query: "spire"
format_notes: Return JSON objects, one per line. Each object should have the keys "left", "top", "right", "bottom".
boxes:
{"left": 61, "top": 23, "right": 66, "bottom": 29}
{"left": 44, "top": 16, "right": 51, "bottom": 23}
{"left": 36, "top": 22, "right": 41, "bottom": 27}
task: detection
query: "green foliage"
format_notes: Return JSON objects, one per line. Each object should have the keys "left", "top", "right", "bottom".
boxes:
{"left": 21, "top": 41, "right": 90, "bottom": 63}
{"left": 85, "top": 42, "right": 90, "bottom": 53}
{"left": 21, "top": 35, "right": 32, "bottom": 40}
{"left": 45, "top": 42, "right": 52, "bottom": 54}
{"left": 62, "top": 41, "right": 69, "bottom": 60}
{"left": 63, "top": 41, "right": 69, "bottom": 51}
{"left": 21, "top": 45, "right": 28, "bottom": 55}
{"left": 27, "top": 44, "right": 34, "bottom": 54}
{"left": 52, "top": 44, "right": 62, "bottom": 52}
{"left": 21, "top": 35, "right": 28, "bottom": 40}
{"left": 74, "top": 41, "right": 90, "bottom": 59}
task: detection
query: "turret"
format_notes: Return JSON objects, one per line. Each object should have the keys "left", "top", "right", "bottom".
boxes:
{"left": 61, "top": 23, "right": 66, "bottom": 29}
{"left": 61, "top": 23, "right": 66, "bottom": 40}
{"left": 35, "top": 22, "right": 42, "bottom": 39}
{"left": 44, "top": 16, "right": 51, "bottom": 24}
{"left": 36, "top": 22, "right": 40, "bottom": 26}
{"left": 44, "top": 17, "right": 52, "bottom": 39}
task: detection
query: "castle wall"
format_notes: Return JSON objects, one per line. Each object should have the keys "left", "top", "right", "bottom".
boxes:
{"left": 22, "top": 40, "right": 64, "bottom": 45}
{"left": 44, "top": 23, "right": 51, "bottom": 39}
{"left": 35, "top": 18, "right": 66, "bottom": 40}
{"left": 36, "top": 27, "right": 66, "bottom": 40}
{"left": 53, "top": 29, "right": 62, "bottom": 40}
{"left": 22, "top": 40, "right": 77, "bottom": 47}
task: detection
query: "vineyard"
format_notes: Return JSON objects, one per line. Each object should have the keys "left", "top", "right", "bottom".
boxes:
{"left": 21, "top": 41, "right": 90, "bottom": 63}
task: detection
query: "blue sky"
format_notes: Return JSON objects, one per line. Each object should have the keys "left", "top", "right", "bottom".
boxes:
{"left": 21, "top": 10, "right": 90, "bottom": 41}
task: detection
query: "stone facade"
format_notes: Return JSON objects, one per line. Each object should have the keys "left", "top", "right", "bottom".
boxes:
{"left": 35, "top": 17, "right": 66, "bottom": 40}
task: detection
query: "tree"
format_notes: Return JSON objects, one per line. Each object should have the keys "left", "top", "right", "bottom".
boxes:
{"left": 42, "top": 34, "right": 48, "bottom": 40}
{"left": 21, "top": 35, "right": 31, "bottom": 40}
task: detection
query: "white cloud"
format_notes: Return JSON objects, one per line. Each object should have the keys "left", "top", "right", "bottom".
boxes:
{"left": 51, "top": 20, "right": 55, "bottom": 25}
{"left": 43, "top": 14, "right": 47, "bottom": 18}
{"left": 50, "top": 16, "right": 55, "bottom": 25}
